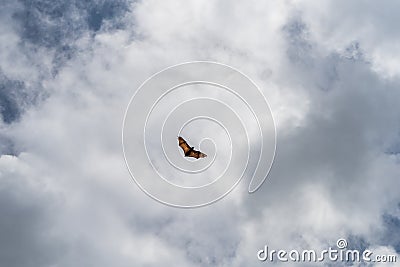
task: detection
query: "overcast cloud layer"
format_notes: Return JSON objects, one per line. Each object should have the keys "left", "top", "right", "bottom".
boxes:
{"left": 1, "top": 1, "right": 400, "bottom": 266}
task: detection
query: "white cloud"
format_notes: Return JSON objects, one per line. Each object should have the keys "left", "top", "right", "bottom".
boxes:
{"left": 1, "top": 0, "right": 400, "bottom": 266}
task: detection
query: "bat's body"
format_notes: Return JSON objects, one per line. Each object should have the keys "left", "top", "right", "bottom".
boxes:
{"left": 178, "top": 136, "right": 207, "bottom": 159}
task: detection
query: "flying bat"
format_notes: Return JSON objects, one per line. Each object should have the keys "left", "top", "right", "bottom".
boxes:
{"left": 178, "top": 136, "right": 207, "bottom": 159}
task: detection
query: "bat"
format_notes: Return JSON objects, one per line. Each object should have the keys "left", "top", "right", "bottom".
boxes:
{"left": 178, "top": 136, "right": 207, "bottom": 159}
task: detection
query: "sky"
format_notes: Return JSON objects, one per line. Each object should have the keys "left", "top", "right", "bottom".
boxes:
{"left": 1, "top": 0, "right": 400, "bottom": 266}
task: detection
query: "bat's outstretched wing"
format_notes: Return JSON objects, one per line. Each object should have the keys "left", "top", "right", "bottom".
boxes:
{"left": 178, "top": 136, "right": 191, "bottom": 154}
{"left": 178, "top": 136, "right": 207, "bottom": 159}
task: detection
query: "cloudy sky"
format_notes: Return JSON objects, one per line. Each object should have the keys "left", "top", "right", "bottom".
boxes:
{"left": 1, "top": 0, "right": 400, "bottom": 266}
